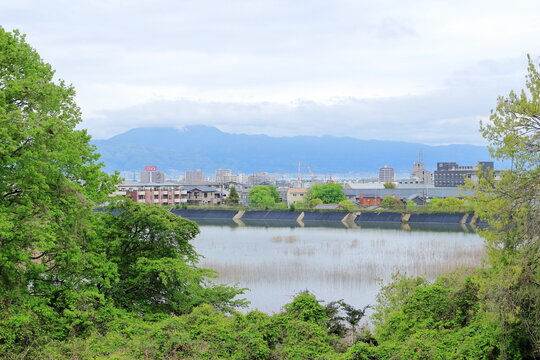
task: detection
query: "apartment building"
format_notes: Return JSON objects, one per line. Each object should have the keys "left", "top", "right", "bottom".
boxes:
{"left": 378, "top": 166, "right": 395, "bottom": 182}
{"left": 116, "top": 183, "right": 187, "bottom": 205}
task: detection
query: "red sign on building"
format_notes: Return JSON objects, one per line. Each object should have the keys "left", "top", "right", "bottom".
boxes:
{"left": 144, "top": 166, "right": 158, "bottom": 172}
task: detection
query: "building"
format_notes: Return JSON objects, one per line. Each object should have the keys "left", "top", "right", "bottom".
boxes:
{"left": 248, "top": 172, "right": 273, "bottom": 185}
{"left": 344, "top": 186, "right": 471, "bottom": 205}
{"left": 185, "top": 169, "right": 205, "bottom": 183}
{"left": 357, "top": 194, "right": 382, "bottom": 206}
{"left": 140, "top": 166, "right": 166, "bottom": 183}
{"left": 115, "top": 183, "right": 187, "bottom": 205}
{"left": 378, "top": 166, "right": 395, "bottom": 183}
{"left": 184, "top": 186, "right": 224, "bottom": 206}
{"left": 411, "top": 161, "right": 433, "bottom": 185}
{"left": 434, "top": 161, "right": 493, "bottom": 187}
{"left": 286, "top": 188, "right": 307, "bottom": 206}
{"left": 215, "top": 169, "right": 234, "bottom": 183}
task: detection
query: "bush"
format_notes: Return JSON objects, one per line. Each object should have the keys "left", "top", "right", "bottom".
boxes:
{"left": 380, "top": 196, "right": 404, "bottom": 209}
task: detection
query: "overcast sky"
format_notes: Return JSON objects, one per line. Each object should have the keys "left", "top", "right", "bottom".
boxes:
{"left": 3, "top": 0, "right": 539, "bottom": 144}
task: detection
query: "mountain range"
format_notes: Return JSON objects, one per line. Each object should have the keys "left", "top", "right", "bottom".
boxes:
{"left": 91, "top": 126, "right": 499, "bottom": 176}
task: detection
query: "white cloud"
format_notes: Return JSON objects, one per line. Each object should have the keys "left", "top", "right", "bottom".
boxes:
{"left": 2, "top": 0, "right": 539, "bottom": 143}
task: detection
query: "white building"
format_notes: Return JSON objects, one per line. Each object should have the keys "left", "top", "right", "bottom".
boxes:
{"left": 378, "top": 166, "right": 394, "bottom": 182}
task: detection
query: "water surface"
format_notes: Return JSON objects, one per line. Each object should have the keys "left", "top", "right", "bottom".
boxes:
{"left": 192, "top": 224, "right": 485, "bottom": 314}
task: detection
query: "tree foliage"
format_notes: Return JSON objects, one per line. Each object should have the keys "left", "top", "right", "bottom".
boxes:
{"left": 95, "top": 199, "right": 245, "bottom": 314}
{"left": 309, "top": 198, "right": 323, "bottom": 208}
{"left": 339, "top": 200, "right": 356, "bottom": 211}
{"left": 226, "top": 186, "right": 240, "bottom": 205}
{"left": 306, "top": 183, "right": 346, "bottom": 204}
{"left": 0, "top": 29, "right": 118, "bottom": 297}
{"left": 427, "top": 197, "right": 467, "bottom": 212}
{"left": 0, "top": 29, "right": 244, "bottom": 356}
{"left": 367, "top": 56, "right": 540, "bottom": 359}
{"left": 248, "top": 184, "right": 281, "bottom": 206}
{"left": 470, "top": 54, "right": 540, "bottom": 357}
{"left": 383, "top": 182, "right": 396, "bottom": 189}
{"left": 380, "top": 195, "right": 403, "bottom": 209}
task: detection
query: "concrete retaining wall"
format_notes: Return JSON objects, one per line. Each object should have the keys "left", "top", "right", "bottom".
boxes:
{"left": 302, "top": 211, "right": 349, "bottom": 222}
{"left": 168, "top": 209, "right": 483, "bottom": 227}
{"left": 242, "top": 210, "right": 302, "bottom": 220}
{"left": 355, "top": 212, "right": 403, "bottom": 223}
{"left": 407, "top": 213, "right": 465, "bottom": 224}
{"left": 170, "top": 209, "right": 238, "bottom": 219}
{"left": 241, "top": 219, "right": 302, "bottom": 227}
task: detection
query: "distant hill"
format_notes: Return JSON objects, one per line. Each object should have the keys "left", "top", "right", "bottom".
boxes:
{"left": 91, "top": 126, "right": 498, "bottom": 175}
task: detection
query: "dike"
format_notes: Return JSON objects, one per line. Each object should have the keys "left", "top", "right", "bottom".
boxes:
{"left": 169, "top": 209, "right": 239, "bottom": 220}
{"left": 170, "top": 209, "right": 481, "bottom": 225}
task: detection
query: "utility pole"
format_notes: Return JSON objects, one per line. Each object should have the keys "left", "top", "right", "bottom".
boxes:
{"left": 297, "top": 161, "right": 302, "bottom": 186}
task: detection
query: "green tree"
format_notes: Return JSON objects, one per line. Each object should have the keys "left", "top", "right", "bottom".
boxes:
{"left": 383, "top": 182, "right": 396, "bottom": 189}
{"left": 406, "top": 200, "right": 417, "bottom": 210}
{"left": 428, "top": 197, "right": 465, "bottom": 212}
{"left": 339, "top": 200, "right": 356, "bottom": 211}
{"left": 380, "top": 195, "right": 403, "bottom": 209}
{"left": 0, "top": 29, "right": 119, "bottom": 346}
{"left": 0, "top": 29, "right": 248, "bottom": 356}
{"left": 226, "top": 186, "right": 240, "bottom": 205}
{"left": 325, "top": 300, "right": 368, "bottom": 340}
{"left": 368, "top": 56, "right": 540, "bottom": 360}
{"left": 248, "top": 185, "right": 281, "bottom": 206}
{"left": 268, "top": 184, "right": 281, "bottom": 202}
{"left": 470, "top": 55, "right": 540, "bottom": 357}
{"left": 309, "top": 198, "right": 323, "bottom": 208}
{"left": 306, "top": 183, "right": 346, "bottom": 204}
{"left": 95, "top": 199, "right": 245, "bottom": 314}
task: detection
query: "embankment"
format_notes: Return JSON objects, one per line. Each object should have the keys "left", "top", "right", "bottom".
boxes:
{"left": 170, "top": 209, "right": 483, "bottom": 226}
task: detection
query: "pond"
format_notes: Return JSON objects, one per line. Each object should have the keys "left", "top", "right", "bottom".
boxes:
{"left": 192, "top": 223, "right": 486, "bottom": 314}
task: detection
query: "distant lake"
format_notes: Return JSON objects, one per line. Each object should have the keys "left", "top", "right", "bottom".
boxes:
{"left": 192, "top": 223, "right": 485, "bottom": 314}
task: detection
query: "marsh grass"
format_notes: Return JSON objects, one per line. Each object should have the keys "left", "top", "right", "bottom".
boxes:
{"left": 194, "top": 225, "right": 485, "bottom": 312}
{"left": 200, "top": 242, "right": 485, "bottom": 286}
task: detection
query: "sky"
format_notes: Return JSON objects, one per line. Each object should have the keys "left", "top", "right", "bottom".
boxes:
{"left": 2, "top": 0, "right": 540, "bottom": 145}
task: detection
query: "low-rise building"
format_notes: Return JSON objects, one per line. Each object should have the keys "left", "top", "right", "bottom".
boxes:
{"left": 358, "top": 194, "right": 382, "bottom": 206}
{"left": 344, "top": 186, "right": 470, "bottom": 205}
{"left": 287, "top": 188, "right": 307, "bottom": 206}
{"left": 184, "top": 186, "right": 224, "bottom": 206}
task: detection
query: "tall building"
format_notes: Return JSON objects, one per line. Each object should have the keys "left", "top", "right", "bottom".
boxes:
{"left": 378, "top": 166, "right": 395, "bottom": 183}
{"left": 434, "top": 161, "right": 493, "bottom": 187}
{"left": 215, "top": 169, "right": 233, "bottom": 183}
{"left": 140, "top": 171, "right": 165, "bottom": 183}
{"left": 185, "top": 169, "right": 205, "bottom": 183}
{"left": 411, "top": 161, "right": 433, "bottom": 185}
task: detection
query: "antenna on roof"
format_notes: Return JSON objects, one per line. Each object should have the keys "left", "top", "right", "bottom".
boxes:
{"left": 419, "top": 149, "right": 424, "bottom": 164}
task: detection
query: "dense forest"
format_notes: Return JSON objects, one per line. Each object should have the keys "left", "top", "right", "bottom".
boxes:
{"left": 0, "top": 29, "right": 538, "bottom": 359}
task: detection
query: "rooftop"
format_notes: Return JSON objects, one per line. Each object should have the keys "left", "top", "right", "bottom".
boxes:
{"left": 287, "top": 188, "right": 307, "bottom": 194}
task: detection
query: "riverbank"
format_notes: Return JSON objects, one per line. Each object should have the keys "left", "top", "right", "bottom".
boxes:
{"left": 170, "top": 208, "right": 485, "bottom": 225}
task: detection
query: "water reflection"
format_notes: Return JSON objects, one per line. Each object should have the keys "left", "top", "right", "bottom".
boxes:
{"left": 192, "top": 224, "right": 485, "bottom": 314}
